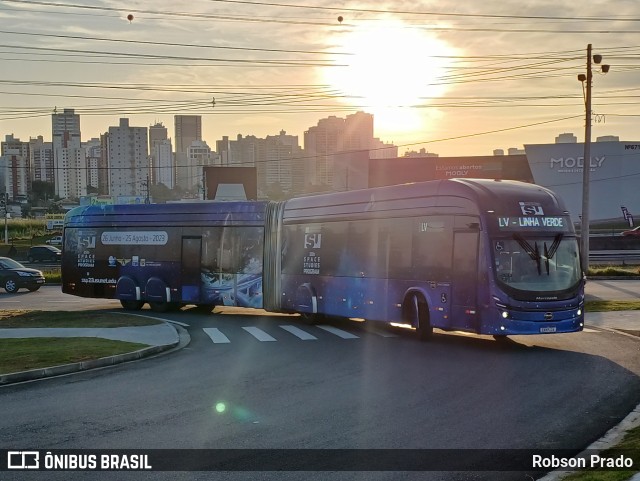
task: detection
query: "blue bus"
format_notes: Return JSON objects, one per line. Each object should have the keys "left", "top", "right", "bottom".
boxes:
{"left": 62, "top": 179, "right": 584, "bottom": 338}
{"left": 62, "top": 201, "right": 267, "bottom": 312}
{"left": 263, "top": 179, "right": 584, "bottom": 339}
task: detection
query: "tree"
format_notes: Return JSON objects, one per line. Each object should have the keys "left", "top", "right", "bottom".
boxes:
{"left": 30, "top": 181, "right": 55, "bottom": 205}
{"left": 149, "top": 183, "right": 179, "bottom": 203}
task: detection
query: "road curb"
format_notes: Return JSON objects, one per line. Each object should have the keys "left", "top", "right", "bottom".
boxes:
{"left": 0, "top": 323, "right": 190, "bottom": 386}
{"left": 538, "top": 402, "right": 640, "bottom": 481}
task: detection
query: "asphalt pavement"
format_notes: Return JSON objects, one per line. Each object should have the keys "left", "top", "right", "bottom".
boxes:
{"left": 0, "top": 305, "right": 639, "bottom": 479}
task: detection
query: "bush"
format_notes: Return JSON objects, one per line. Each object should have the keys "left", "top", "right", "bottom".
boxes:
{"left": 588, "top": 266, "right": 640, "bottom": 277}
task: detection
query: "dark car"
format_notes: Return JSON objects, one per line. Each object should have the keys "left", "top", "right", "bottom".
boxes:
{"left": 621, "top": 226, "right": 640, "bottom": 237}
{"left": 0, "top": 257, "right": 46, "bottom": 293}
{"left": 27, "top": 245, "right": 62, "bottom": 263}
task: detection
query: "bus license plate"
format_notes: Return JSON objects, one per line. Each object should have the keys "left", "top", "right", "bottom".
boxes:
{"left": 540, "top": 326, "right": 557, "bottom": 333}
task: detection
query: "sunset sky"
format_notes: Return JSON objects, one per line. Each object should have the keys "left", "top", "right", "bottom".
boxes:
{"left": 1, "top": 0, "right": 638, "bottom": 157}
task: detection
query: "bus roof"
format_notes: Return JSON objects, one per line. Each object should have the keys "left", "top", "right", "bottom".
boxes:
{"left": 64, "top": 201, "right": 267, "bottom": 228}
{"left": 283, "top": 179, "right": 570, "bottom": 221}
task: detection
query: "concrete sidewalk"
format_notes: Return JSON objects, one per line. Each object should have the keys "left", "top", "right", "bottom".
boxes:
{"left": 0, "top": 323, "right": 180, "bottom": 346}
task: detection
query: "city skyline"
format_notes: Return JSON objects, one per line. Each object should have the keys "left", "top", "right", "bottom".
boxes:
{"left": 1, "top": 1, "right": 639, "bottom": 158}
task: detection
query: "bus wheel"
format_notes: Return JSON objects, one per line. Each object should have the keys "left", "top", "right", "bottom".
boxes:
{"left": 493, "top": 334, "right": 508, "bottom": 342}
{"left": 408, "top": 294, "right": 432, "bottom": 342}
{"left": 120, "top": 300, "right": 144, "bottom": 310}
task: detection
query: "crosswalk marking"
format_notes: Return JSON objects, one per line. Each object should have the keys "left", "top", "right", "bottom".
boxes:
{"left": 203, "top": 327, "right": 231, "bottom": 344}
{"left": 316, "top": 325, "right": 359, "bottom": 339}
{"left": 242, "top": 326, "right": 277, "bottom": 342}
{"left": 279, "top": 325, "right": 318, "bottom": 340}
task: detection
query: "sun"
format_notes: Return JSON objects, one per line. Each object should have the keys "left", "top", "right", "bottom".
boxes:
{"left": 323, "top": 21, "right": 456, "bottom": 136}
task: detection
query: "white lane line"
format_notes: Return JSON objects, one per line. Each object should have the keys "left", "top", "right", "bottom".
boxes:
{"left": 582, "top": 328, "right": 600, "bottom": 333}
{"left": 317, "top": 325, "right": 359, "bottom": 339}
{"left": 242, "top": 326, "right": 277, "bottom": 342}
{"left": 279, "top": 325, "right": 318, "bottom": 340}
{"left": 203, "top": 328, "right": 231, "bottom": 344}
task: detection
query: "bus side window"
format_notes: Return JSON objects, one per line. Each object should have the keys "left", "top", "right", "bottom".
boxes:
{"left": 412, "top": 216, "right": 452, "bottom": 280}
{"left": 387, "top": 218, "right": 412, "bottom": 280}
{"left": 347, "top": 220, "right": 377, "bottom": 277}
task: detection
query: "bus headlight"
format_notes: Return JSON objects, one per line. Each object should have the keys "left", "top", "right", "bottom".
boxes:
{"left": 577, "top": 309, "right": 582, "bottom": 316}
{"left": 501, "top": 311, "right": 509, "bottom": 319}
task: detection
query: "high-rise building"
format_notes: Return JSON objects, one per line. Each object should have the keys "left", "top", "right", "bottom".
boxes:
{"left": 1, "top": 134, "right": 30, "bottom": 200}
{"left": 98, "top": 133, "right": 110, "bottom": 195}
{"left": 149, "top": 122, "right": 174, "bottom": 189}
{"left": 214, "top": 131, "right": 302, "bottom": 198}
{"left": 29, "top": 136, "right": 54, "bottom": 184}
{"left": 107, "top": 118, "right": 149, "bottom": 198}
{"left": 304, "top": 115, "right": 344, "bottom": 189}
{"left": 184, "top": 140, "right": 216, "bottom": 195}
{"left": 153, "top": 139, "right": 175, "bottom": 189}
{"left": 52, "top": 108, "right": 85, "bottom": 199}
{"left": 83, "top": 138, "right": 102, "bottom": 193}
{"left": 174, "top": 116, "right": 201, "bottom": 190}
{"left": 264, "top": 130, "right": 302, "bottom": 197}
{"left": 304, "top": 111, "right": 386, "bottom": 192}
{"left": 174, "top": 115, "right": 201, "bottom": 155}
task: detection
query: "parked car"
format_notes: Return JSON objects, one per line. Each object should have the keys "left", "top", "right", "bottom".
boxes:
{"left": 0, "top": 257, "right": 45, "bottom": 293}
{"left": 46, "top": 235, "right": 63, "bottom": 245}
{"left": 621, "top": 226, "right": 640, "bottom": 237}
{"left": 27, "top": 245, "right": 62, "bottom": 263}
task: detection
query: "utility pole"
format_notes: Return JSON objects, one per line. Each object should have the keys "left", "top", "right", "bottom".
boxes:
{"left": 580, "top": 44, "right": 593, "bottom": 273}
{"left": 3, "top": 193, "right": 8, "bottom": 244}
{"left": 578, "top": 44, "right": 609, "bottom": 273}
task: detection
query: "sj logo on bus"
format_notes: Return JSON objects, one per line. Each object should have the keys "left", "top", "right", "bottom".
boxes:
{"left": 305, "top": 233, "right": 322, "bottom": 249}
{"left": 519, "top": 202, "right": 544, "bottom": 216}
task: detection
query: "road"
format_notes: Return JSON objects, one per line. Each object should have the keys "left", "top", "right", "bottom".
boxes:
{"left": 0, "top": 283, "right": 639, "bottom": 480}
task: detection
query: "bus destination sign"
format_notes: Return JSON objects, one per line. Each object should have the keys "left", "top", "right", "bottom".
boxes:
{"left": 497, "top": 216, "right": 569, "bottom": 231}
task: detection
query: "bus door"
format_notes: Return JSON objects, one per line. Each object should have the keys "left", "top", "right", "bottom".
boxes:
{"left": 451, "top": 230, "right": 479, "bottom": 330}
{"left": 181, "top": 236, "right": 202, "bottom": 302}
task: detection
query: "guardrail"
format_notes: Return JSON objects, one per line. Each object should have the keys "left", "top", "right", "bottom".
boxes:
{"left": 589, "top": 251, "right": 640, "bottom": 264}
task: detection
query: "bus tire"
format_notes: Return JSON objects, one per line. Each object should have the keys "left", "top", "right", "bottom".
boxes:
{"left": 408, "top": 293, "right": 433, "bottom": 342}
{"left": 120, "top": 300, "right": 144, "bottom": 310}
{"left": 296, "top": 283, "right": 320, "bottom": 324}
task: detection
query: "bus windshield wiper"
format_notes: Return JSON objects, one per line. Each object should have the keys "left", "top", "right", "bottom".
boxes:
{"left": 543, "top": 234, "right": 563, "bottom": 275}
{"left": 514, "top": 233, "right": 563, "bottom": 276}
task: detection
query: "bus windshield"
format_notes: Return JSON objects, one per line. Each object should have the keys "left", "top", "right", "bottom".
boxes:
{"left": 493, "top": 234, "right": 582, "bottom": 300}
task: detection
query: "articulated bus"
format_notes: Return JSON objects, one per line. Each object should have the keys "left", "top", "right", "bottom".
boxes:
{"left": 62, "top": 201, "right": 267, "bottom": 311}
{"left": 62, "top": 179, "right": 584, "bottom": 339}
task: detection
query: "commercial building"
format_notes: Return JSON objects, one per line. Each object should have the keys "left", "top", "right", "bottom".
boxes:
{"left": 368, "top": 135, "right": 640, "bottom": 224}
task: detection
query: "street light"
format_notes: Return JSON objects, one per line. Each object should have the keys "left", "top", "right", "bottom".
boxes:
{"left": 578, "top": 44, "right": 609, "bottom": 273}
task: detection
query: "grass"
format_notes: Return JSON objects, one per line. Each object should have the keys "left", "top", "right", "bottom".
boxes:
{"left": 560, "top": 425, "right": 640, "bottom": 481}
{"left": 585, "top": 300, "right": 640, "bottom": 312}
{"left": 0, "top": 338, "right": 148, "bottom": 375}
{"left": 0, "top": 310, "right": 161, "bottom": 375}
{"left": 0, "top": 310, "right": 162, "bottom": 328}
